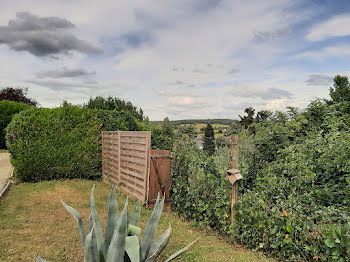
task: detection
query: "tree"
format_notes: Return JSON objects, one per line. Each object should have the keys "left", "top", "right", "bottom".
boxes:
{"left": 203, "top": 124, "right": 215, "bottom": 156}
{"left": 239, "top": 107, "right": 255, "bottom": 128}
{"left": 329, "top": 75, "right": 350, "bottom": 103}
{"left": 150, "top": 117, "right": 175, "bottom": 150}
{"left": 0, "top": 87, "right": 38, "bottom": 106}
{"left": 84, "top": 96, "right": 144, "bottom": 121}
{"left": 0, "top": 100, "right": 32, "bottom": 148}
{"left": 255, "top": 110, "right": 272, "bottom": 123}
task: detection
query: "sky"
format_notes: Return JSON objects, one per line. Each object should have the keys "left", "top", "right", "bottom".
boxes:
{"left": 0, "top": 0, "right": 349, "bottom": 120}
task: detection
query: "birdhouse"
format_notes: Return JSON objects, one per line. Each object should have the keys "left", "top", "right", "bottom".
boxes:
{"left": 225, "top": 168, "right": 243, "bottom": 185}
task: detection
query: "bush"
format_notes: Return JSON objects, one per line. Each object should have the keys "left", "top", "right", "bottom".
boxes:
{"left": 171, "top": 140, "right": 232, "bottom": 233}
{"left": 6, "top": 106, "right": 141, "bottom": 182}
{"left": 172, "top": 105, "right": 350, "bottom": 261}
{"left": 0, "top": 100, "right": 32, "bottom": 148}
{"left": 234, "top": 108, "right": 350, "bottom": 261}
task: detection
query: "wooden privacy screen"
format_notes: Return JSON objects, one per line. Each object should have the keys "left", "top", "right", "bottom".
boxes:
{"left": 148, "top": 150, "right": 172, "bottom": 208}
{"left": 102, "top": 131, "right": 151, "bottom": 202}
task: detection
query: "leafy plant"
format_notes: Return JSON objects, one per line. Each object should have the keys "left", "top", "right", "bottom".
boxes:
{"left": 322, "top": 222, "right": 350, "bottom": 261}
{"left": 36, "top": 184, "right": 197, "bottom": 261}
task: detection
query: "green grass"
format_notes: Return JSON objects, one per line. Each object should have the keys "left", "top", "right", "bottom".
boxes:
{"left": 0, "top": 180, "right": 274, "bottom": 262}
{"left": 0, "top": 149, "right": 8, "bottom": 153}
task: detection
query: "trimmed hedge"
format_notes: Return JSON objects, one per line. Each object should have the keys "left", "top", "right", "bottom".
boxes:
{"left": 6, "top": 106, "right": 141, "bottom": 181}
{"left": 0, "top": 100, "right": 32, "bottom": 149}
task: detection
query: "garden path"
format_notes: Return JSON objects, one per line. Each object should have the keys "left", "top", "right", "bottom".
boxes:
{"left": 0, "top": 153, "right": 12, "bottom": 195}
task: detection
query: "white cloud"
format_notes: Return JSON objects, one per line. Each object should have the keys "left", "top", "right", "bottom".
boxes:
{"left": 306, "top": 13, "right": 350, "bottom": 41}
{"left": 291, "top": 44, "right": 350, "bottom": 61}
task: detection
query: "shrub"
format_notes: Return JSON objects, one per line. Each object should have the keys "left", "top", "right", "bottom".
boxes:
{"left": 6, "top": 106, "right": 141, "bottom": 182}
{"left": 0, "top": 100, "right": 32, "bottom": 148}
{"left": 171, "top": 140, "right": 232, "bottom": 233}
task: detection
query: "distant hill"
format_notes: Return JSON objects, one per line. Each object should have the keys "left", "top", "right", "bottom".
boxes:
{"left": 151, "top": 119, "right": 236, "bottom": 126}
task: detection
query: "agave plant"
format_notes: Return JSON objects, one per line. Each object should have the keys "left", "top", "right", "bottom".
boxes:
{"left": 35, "top": 184, "right": 198, "bottom": 262}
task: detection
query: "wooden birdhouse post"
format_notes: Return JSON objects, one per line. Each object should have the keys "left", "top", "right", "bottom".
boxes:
{"left": 225, "top": 135, "right": 242, "bottom": 225}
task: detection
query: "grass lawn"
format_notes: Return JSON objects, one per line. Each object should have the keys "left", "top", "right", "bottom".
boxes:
{"left": 0, "top": 180, "right": 274, "bottom": 262}
{"left": 0, "top": 149, "right": 8, "bottom": 153}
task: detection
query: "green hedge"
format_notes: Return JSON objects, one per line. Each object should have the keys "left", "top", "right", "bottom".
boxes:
{"left": 171, "top": 140, "right": 233, "bottom": 233}
{"left": 6, "top": 106, "right": 141, "bottom": 182}
{"left": 0, "top": 100, "right": 32, "bottom": 149}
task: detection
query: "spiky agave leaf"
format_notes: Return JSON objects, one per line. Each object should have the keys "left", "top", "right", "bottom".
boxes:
{"left": 105, "top": 183, "right": 118, "bottom": 250}
{"left": 164, "top": 238, "right": 200, "bottom": 262}
{"left": 125, "top": 235, "right": 140, "bottom": 262}
{"left": 129, "top": 201, "right": 141, "bottom": 226}
{"left": 88, "top": 212, "right": 93, "bottom": 232}
{"left": 128, "top": 224, "right": 141, "bottom": 237}
{"left": 106, "top": 197, "right": 128, "bottom": 262}
{"left": 145, "top": 224, "right": 172, "bottom": 262}
{"left": 84, "top": 225, "right": 99, "bottom": 262}
{"left": 90, "top": 185, "right": 106, "bottom": 257}
{"left": 140, "top": 193, "right": 165, "bottom": 261}
{"left": 61, "top": 199, "right": 86, "bottom": 249}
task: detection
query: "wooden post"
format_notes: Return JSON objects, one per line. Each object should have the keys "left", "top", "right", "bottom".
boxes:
{"left": 231, "top": 135, "right": 238, "bottom": 225}
{"left": 117, "top": 131, "right": 121, "bottom": 184}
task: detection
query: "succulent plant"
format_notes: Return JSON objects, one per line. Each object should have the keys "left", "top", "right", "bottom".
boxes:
{"left": 35, "top": 184, "right": 198, "bottom": 262}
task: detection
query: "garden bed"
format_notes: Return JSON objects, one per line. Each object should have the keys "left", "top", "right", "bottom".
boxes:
{"left": 0, "top": 180, "right": 273, "bottom": 262}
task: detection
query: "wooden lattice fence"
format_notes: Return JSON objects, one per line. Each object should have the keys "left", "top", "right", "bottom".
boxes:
{"left": 102, "top": 131, "right": 151, "bottom": 202}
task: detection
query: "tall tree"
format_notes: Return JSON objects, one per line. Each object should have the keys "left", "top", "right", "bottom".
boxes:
{"left": 203, "top": 124, "right": 215, "bottom": 156}
{"left": 0, "top": 87, "right": 38, "bottom": 106}
{"left": 329, "top": 75, "right": 350, "bottom": 103}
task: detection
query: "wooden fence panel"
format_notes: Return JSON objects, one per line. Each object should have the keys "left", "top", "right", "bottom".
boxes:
{"left": 102, "top": 131, "right": 120, "bottom": 184}
{"left": 102, "top": 131, "right": 151, "bottom": 202}
{"left": 147, "top": 150, "right": 171, "bottom": 208}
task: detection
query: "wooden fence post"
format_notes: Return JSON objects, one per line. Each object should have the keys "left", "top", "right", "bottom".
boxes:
{"left": 231, "top": 134, "right": 239, "bottom": 225}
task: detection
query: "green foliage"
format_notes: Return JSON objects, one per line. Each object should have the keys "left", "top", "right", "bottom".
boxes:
{"left": 0, "top": 100, "right": 31, "bottom": 148}
{"left": 84, "top": 96, "right": 144, "bottom": 121}
{"left": 329, "top": 75, "right": 350, "bottom": 103}
{"left": 0, "top": 87, "right": 38, "bottom": 106}
{"left": 239, "top": 107, "right": 255, "bottom": 129}
{"left": 202, "top": 124, "right": 215, "bottom": 156}
{"left": 36, "top": 184, "right": 197, "bottom": 262}
{"left": 177, "top": 125, "right": 197, "bottom": 138}
{"left": 215, "top": 137, "right": 231, "bottom": 148}
{"left": 172, "top": 75, "right": 350, "bottom": 261}
{"left": 6, "top": 106, "right": 141, "bottom": 182}
{"left": 171, "top": 141, "right": 232, "bottom": 233}
{"left": 150, "top": 117, "right": 175, "bottom": 150}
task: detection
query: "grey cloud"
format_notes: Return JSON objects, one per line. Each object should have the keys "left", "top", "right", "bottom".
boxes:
{"left": 0, "top": 12, "right": 102, "bottom": 57}
{"left": 191, "top": 0, "right": 223, "bottom": 12}
{"left": 37, "top": 67, "right": 96, "bottom": 78}
{"left": 8, "top": 12, "right": 74, "bottom": 31}
{"left": 28, "top": 79, "right": 99, "bottom": 91}
{"left": 227, "top": 68, "right": 240, "bottom": 75}
{"left": 168, "top": 80, "right": 185, "bottom": 85}
{"left": 230, "top": 86, "right": 293, "bottom": 100}
{"left": 192, "top": 68, "right": 210, "bottom": 74}
{"left": 306, "top": 74, "right": 333, "bottom": 86}
{"left": 253, "top": 26, "right": 291, "bottom": 42}
{"left": 172, "top": 67, "right": 185, "bottom": 72}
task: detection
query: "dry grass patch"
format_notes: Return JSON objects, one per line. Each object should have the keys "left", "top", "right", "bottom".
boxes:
{"left": 0, "top": 180, "right": 274, "bottom": 262}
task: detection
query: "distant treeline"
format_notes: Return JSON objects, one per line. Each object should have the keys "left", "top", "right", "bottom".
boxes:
{"left": 151, "top": 118, "right": 237, "bottom": 126}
